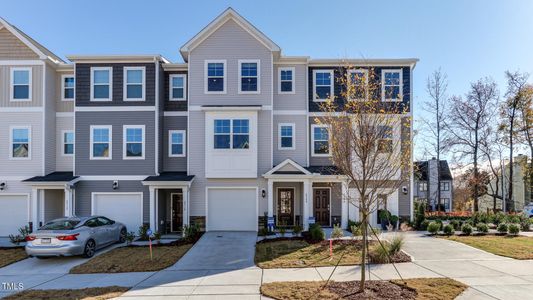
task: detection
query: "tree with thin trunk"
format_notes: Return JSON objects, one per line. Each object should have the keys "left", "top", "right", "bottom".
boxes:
{"left": 316, "top": 66, "right": 411, "bottom": 292}
{"left": 516, "top": 79, "right": 533, "bottom": 204}
{"left": 479, "top": 127, "right": 506, "bottom": 211}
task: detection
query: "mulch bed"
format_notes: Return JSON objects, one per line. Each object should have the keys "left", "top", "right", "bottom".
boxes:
{"left": 327, "top": 281, "right": 416, "bottom": 300}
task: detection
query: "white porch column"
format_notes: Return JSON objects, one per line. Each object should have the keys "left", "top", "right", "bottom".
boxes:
{"left": 39, "top": 190, "right": 45, "bottom": 225}
{"left": 182, "top": 186, "right": 190, "bottom": 227}
{"left": 267, "top": 179, "right": 274, "bottom": 218}
{"left": 341, "top": 180, "right": 349, "bottom": 229}
{"left": 31, "top": 188, "right": 39, "bottom": 232}
{"left": 303, "top": 179, "right": 310, "bottom": 230}
{"left": 64, "top": 188, "right": 72, "bottom": 217}
{"left": 149, "top": 186, "right": 156, "bottom": 231}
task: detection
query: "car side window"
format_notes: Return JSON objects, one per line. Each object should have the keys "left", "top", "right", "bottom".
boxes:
{"left": 97, "top": 217, "right": 111, "bottom": 226}
{"left": 85, "top": 218, "right": 99, "bottom": 228}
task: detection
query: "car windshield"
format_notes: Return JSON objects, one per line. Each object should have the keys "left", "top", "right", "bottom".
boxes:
{"left": 40, "top": 220, "right": 80, "bottom": 230}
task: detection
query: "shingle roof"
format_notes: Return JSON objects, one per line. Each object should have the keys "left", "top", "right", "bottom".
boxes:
{"left": 305, "top": 166, "right": 342, "bottom": 175}
{"left": 23, "top": 172, "right": 78, "bottom": 182}
{"left": 143, "top": 172, "right": 195, "bottom": 182}
{"left": 414, "top": 160, "right": 453, "bottom": 181}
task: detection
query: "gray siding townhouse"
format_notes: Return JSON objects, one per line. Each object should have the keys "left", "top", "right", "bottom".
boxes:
{"left": 0, "top": 8, "right": 417, "bottom": 236}
{"left": 414, "top": 158, "right": 454, "bottom": 212}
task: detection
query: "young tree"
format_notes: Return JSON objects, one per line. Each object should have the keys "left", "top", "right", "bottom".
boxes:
{"left": 517, "top": 81, "right": 533, "bottom": 204}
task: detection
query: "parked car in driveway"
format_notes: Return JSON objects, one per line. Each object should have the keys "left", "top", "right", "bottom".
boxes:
{"left": 524, "top": 203, "right": 533, "bottom": 218}
{"left": 25, "top": 216, "right": 127, "bottom": 258}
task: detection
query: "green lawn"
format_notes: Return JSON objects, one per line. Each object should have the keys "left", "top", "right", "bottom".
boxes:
{"left": 440, "top": 235, "right": 533, "bottom": 259}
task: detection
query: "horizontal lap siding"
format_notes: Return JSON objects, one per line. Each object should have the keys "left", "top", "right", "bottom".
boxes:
{"left": 55, "top": 116, "right": 74, "bottom": 171}
{"left": 55, "top": 71, "right": 75, "bottom": 112}
{"left": 162, "top": 116, "right": 187, "bottom": 172}
{"left": 273, "top": 64, "right": 307, "bottom": 111}
{"left": 0, "top": 65, "right": 43, "bottom": 107}
{"left": 273, "top": 115, "right": 307, "bottom": 166}
{"left": 44, "top": 65, "right": 56, "bottom": 174}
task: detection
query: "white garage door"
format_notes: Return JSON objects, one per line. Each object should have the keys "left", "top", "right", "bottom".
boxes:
{"left": 92, "top": 193, "right": 143, "bottom": 233}
{"left": 207, "top": 188, "right": 257, "bottom": 231}
{"left": 0, "top": 195, "right": 29, "bottom": 237}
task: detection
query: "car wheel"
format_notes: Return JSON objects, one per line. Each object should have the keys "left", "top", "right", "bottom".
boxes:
{"left": 83, "top": 239, "right": 96, "bottom": 258}
{"left": 119, "top": 228, "right": 127, "bottom": 243}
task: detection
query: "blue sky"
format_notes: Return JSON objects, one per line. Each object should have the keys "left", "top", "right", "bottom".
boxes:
{"left": 3, "top": 0, "right": 532, "bottom": 160}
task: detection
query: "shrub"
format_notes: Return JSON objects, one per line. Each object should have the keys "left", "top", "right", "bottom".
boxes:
{"left": 183, "top": 224, "right": 201, "bottom": 242}
{"left": 153, "top": 231, "right": 161, "bottom": 241}
{"left": 350, "top": 224, "right": 362, "bottom": 236}
{"left": 520, "top": 219, "right": 531, "bottom": 232}
{"left": 390, "top": 215, "right": 399, "bottom": 227}
{"left": 330, "top": 225, "right": 344, "bottom": 239}
{"left": 414, "top": 201, "right": 426, "bottom": 229}
{"left": 370, "top": 243, "right": 390, "bottom": 263}
{"left": 449, "top": 219, "right": 462, "bottom": 230}
{"left": 293, "top": 224, "right": 303, "bottom": 236}
{"left": 461, "top": 224, "right": 473, "bottom": 235}
{"left": 125, "top": 231, "right": 136, "bottom": 245}
{"left": 442, "top": 224, "right": 454, "bottom": 235}
{"left": 497, "top": 223, "right": 508, "bottom": 234}
{"left": 8, "top": 226, "right": 31, "bottom": 245}
{"left": 347, "top": 219, "right": 360, "bottom": 231}
{"left": 137, "top": 224, "right": 150, "bottom": 241}
{"left": 508, "top": 223, "right": 520, "bottom": 235}
{"left": 427, "top": 222, "right": 440, "bottom": 235}
{"left": 388, "top": 234, "right": 404, "bottom": 254}
{"left": 493, "top": 212, "right": 506, "bottom": 225}
{"left": 308, "top": 223, "right": 325, "bottom": 242}
{"left": 507, "top": 215, "right": 520, "bottom": 224}
{"left": 420, "top": 220, "right": 430, "bottom": 231}
{"left": 476, "top": 223, "right": 489, "bottom": 234}
{"left": 279, "top": 227, "right": 286, "bottom": 237}
{"left": 435, "top": 219, "right": 443, "bottom": 230}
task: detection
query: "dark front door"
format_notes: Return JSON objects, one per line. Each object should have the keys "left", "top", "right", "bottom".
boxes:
{"left": 314, "top": 188, "right": 330, "bottom": 226}
{"left": 277, "top": 188, "right": 294, "bottom": 226}
{"left": 171, "top": 193, "right": 183, "bottom": 232}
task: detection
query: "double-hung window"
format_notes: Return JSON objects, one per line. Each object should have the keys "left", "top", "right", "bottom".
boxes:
{"left": 440, "top": 182, "right": 450, "bottom": 191}
{"left": 377, "top": 126, "right": 393, "bottom": 153}
{"left": 312, "top": 124, "right": 330, "bottom": 156}
{"left": 278, "top": 123, "right": 295, "bottom": 150}
{"left": 348, "top": 69, "right": 368, "bottom": 101}
{"left": 382, "top": 69, "right": 402, "bottom": 101}
{"left": 214, "top": 119, "right": 249, "bottom": 149}
{"left": 123, "top": 125, "right": 145, "bottom": 159}
{"left": 419, "top": 182, "right": 427, "bottom": 192}
{"left": 90, "top": 125, "right": 112, "bottom": 159}
{"left": 232, "top": 119, "right": 249, "bottom": 149}
{"left": 205, "top": 60, "right": 226, "bottom": 93}
{"left": 91, "top": 67, "right": 112, "bottom": 101}
{"left": 169, "top": 74, "right": 186, "bottom": 100}
{"left": 11, "top": 68, "right": 31, "bottom": 101}
{"left": 313, "top": 70, "right": 334, "bottom": 101}
{"left": 63, "top": 131, "right": 74, "bottom": 156}
{"left": 278, "top": 67, "right": 294, "bottom": 94}
{"left": 62, "top": 75, "right": 75, "bottom": 101}
{"left": 10, "top": 126, "right": 31, "bottom": 159}
{"left": 124, "top": 67, "right": 145, "bottom": 101}
{"left": 239, "top": 60, "right": 259, "bottom": 93}
{"left": 169, "top": 130, "right": 186, "bottom": 157}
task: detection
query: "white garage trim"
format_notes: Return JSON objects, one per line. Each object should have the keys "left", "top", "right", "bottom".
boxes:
{"left": 0, "top": 193, "right": 30, "bottom": 221}
{"left": 90, "top": 192, "right": 144, "bottom": 225}
{"left": 205, "top": 186, "right": 258, "bottom": 231}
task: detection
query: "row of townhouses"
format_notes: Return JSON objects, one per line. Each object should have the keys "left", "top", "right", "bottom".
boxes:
{"left": 0, "top": 8, "right": 417, "bottom": 236}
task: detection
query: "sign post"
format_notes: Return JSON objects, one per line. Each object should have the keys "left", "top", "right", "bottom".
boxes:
{"left": 147, "top": 229, "right": 153, "bottom": 261}
{"left": 267, "top": 217, "right": 275, "bottom": 232}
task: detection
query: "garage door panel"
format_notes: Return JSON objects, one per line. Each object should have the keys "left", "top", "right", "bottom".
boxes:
{"left": 92, "top": 193, "right": 142, "bottom": 233}
{"left": 0, "top": 195, "right": 29, "bottom": 237}
{"left": 207, "top": 188, "right": 257, "bottom": 231}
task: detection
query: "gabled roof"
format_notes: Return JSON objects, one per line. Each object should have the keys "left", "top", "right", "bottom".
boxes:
{"left": 264, "top": 159, "right": 312, "bottom": 176}
{"left": 180, "top": 7, "right": 281, "bottom": 61}
{"left": 414, "top": 160, "right": 453, "bottom": 181}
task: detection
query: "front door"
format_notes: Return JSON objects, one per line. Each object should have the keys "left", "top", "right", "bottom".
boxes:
{"left": 277, "top": 188, "right": 294, "bottom": 226}
{"left": 171, "top": 193, "right": 183, "bottom": 232}
{"left": 314, "top": 188, "right": 330, "bottom": 226}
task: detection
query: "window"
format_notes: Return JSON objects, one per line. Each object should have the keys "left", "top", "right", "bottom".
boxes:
{"left": 63, "top": 131, "right": 74, "bottom": 156}
{"left": 123, "top": 67, "right": 145, "bottom": 101}
{"left": 62, "top": 75, "right": 75, "bottom": 101}
{"left": 10, "top": 68, "right": 31, "bottom": 101}
{"left": 169, "top": 74, "right": 186, "bottom": 101}
{"left": 278, "top": 67, "right": 295, "bottom": 94}
{"left": 440, "top": 182, "right": 450, "bottom": 191}
{"left": 419, "top": 182, "right": 427, "bottom": 192}
{"left": 123, "top": 125, "right": 145, "bottom": 159}
{"left": 382, "top": 69, "right": 402, "bottom": 101}
{"left": 278, "top": 123, "right": 295, "bottom": 150}
{"left": 213, "top": 119, "right": 249, "bottom": 149}
{"left": 10, "top": 126, "right": 30, "bottom": 159}
{"left": 348, "top": 69, "right": 368, "bottom": 101}
{"left": 312, "top": 125, "right": 330, "bottom": 156}
{"left": 238, "top": 60, "right": 259, "bottom": 93}
{"left": 169, "top": 130, "right": 186, "bottom": 157}
{"left": 441, "top": 198, "right": 450, "bottom": 210}
{"left": 205, "top": 60, "right": 226, "bottom": 93}
{"left": 91, "top": 67, "right": 112, "bottom": 101}
{"left": 377, "top": 126, "right": 393, "bottom": 153}
{"left": 313, "top": 70, "right": 334, "bottom": 101}
{"left": 90, "top": 125, "right": 112, "bottom": 159}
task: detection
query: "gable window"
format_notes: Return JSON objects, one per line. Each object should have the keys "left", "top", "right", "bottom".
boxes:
{"left": 382, "top": 69, "right": 402, "bottom": 101}
{"left": 123, "top": 67, "right": 145, "bottom": 101}
{"left": 91, "top": 67, "right": 112, "bottom": 101}
{"left": 348, "top": 69, "right": 368, "bottom": 101}
{"left": 312, "top": 124, "right": 330, "bottom": 156}
{"left": 440, "top": 182, "right": 450, "bottom": 191}
{"left": 278, "top": 123, "right": 295, "bottom": 150}
{"left": 10, "top": 126, "right": 31, "bottom": 159}
{"left": 213, "top": 119, "right": 249, "bottom": 149}
{"left": 377, "top": 125, "right": 393, "bottom": 153}
{"left": 63, "top": 131, "right": 74, "bottom": 156}
{"left": 90, "top": 125, "right": 112, "bottom": 159}
{"left": 123, "top": 125, "right": 145, "bottom": 159}
{"left": 169, "top": 130, "right": 186, "bottom": 157}
{"left": 62, "top": 75, "right": 75, "bottom": 101}
{"left": 313, "top": 70, "right": 334, "bottom": 101}
{"left": 11, "top": 68, "right": 31, "bottom": 101}
{"left": 278, "top": 67, "right": 294, "bottom": 94}
{"left": 169, "top": 74, "right": 186, "bottom": 101}
{"left": 238, "top": 60, "right": 259, "bottom": 93}
{"left": 205, "top": 60, "right": 226, "bottom": 93}
{"left": 419, "top": 182, "right": 427, "bottom": 192}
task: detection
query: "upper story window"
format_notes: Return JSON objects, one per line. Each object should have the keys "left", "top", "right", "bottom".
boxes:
{"left": 124, "top": 67, "right": 145, "bottom": 101}
{"left": 382, "top": 69, "right": 402, "bottom": 101}
{"left": 10, "top": 68, "right": 31, "bottom": 101}
{"left": 278, "top": 123, "right": 295, "bottom": 150}
{"left": 348, "top": 69, "right": 368, "bottom": 101}
{"left": 440, "top": 182, "right": 450, "bottom": 191}
{"left": 10, "top": 126, "right": 31, "bottom": 159}
{"left": 90, "top": 125, "right": 112, "bottom": 160}
{"left": 169, "top": 74, "right": 186, "bottom": 101}
{"left": 312, "top": 124, "right": 330, "bottom": 156}
{"left": 278, "top": 67, "right": 294, "bottom": 94}
{"left": 62, "top": 75, "right": 75, "bottom": 101}
{"left": 214, "top": 119, "right": 249, "bottom": 149}
{"left": 63, "top": 131, "right": 74, "bottom": 156}
{"left": 313, "top": 70, "right": 334, "bottom": 102}
{"left": 91, "top": 67, "right": 112, "bottom": 101}
{"left": 377, "top": 125, "right": 393, "bottom": 153}
{"left": 205, "top": 60, "right": 226, "bottom": 93}
{"left": 238, "top": 60, "right": 259, "bottom": 93}
{"left": 123, "top": 125, "right": 145, "bottom": 159}
{"left": 419, "top": 182, "right": 427, "bottom": 192}
{"left": 169, "top": 130, "right": 186, "bottom": 157}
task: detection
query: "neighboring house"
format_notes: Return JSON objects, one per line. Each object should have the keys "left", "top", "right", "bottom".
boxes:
{"left": 0, "top": 8, "right": 417, "bottom": 236}
{"left": 414, "top": 158, "right": 453, "bottom": 212}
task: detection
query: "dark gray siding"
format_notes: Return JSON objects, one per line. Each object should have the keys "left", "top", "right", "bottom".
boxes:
{"left": 76, "top": 63, "right": 156, "bottom": 106}
{"left": 162, "top": 116, "right": 187, "bottom": 172}
{"left": 164, "top": 71, "right": 188, "bottom": 111}
{"left": 75, "top": 111, "right": 156, "bottom": 175}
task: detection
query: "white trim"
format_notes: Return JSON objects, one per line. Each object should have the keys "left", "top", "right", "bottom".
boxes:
{"left": 238, "top": 59, "right": 260, "bottom": 94}
{"left": 79, "top": 175, "right": 147, "bottom": 181}
{"left": 56, "top": 112, "right": 73, "bottom": 117}
{"left": 90, "top": 125, "right": 112, "bottom": 160}
{"left": 10, "top": 67, "right": 32, "bottom": 102}
{"left": 0, "top": 193, "right": 31, "bottom": 222}
{"left": 275, "top": 187, "right": 297, "bottom": 226}
{"left": 278, "top": 123, "right": 295, "bottom": 150}
{"left": 347, "top": 68, "right": 368, "bottom": 102}
{"left": 264, "top": 158, "right": 311, "bottom": 176}
{"left": 273, "top": 110, "right": 307, "bottom": 115}
{"left": 61, "top": 74, "right": 75, "bottom": 101}
{"left": 311, "top": 124, "right": 332, "bottom": 157}
{"left": 154, "top": 62, "right": 160, "bottom": 175}
{"left": 381, "top": 69, "right": 403, "bottom": 102}
{"left": 90, "top": 67, "right": 113, "bottom": 102}
{"left": 122, "top": 125, "right": 145, "bottom": 160}
{"left": 75, "top": 106, "right": 155, "bottom": 112}
{"left": 61, "top": 130, "right": 74, "bottom": 157}
{"left": 312, "top": 69, "right": 334, "bottom": 102}
{"left": 123, "top": 66, "right": 146, "bottom": 101}
{"left": 169, "top": 74, "right": 187, "bottom": 101}
{"left": 0, "top": 107, "right": 43, "bottom": 113}
{"left": 312, "top": 186, "right": 332, "bottom": 227}
{"left": 204, "top": 60, "right": 227, "bottom": 94}
{"left": 90, "top": 192, "right": 144, "bottom": 227}
{"left": 9, "top": 125, "right": 31, "bottom": 160}
{"left": 163, "top": 111, "right": 188, "bottom": 117}
{"left": 205, "top": 186, "right": 259, "bottom": 232}
{"left": 169, "top": 130, "right": 186, "bottom": 157}
{"left": 278, "top": 66, "right": 295, "bottom": 94}
{"left": 199, "top": 105, "right": 262, "bottom": 112}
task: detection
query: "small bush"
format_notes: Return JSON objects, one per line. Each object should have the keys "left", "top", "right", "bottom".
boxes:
{"left": 347, "top": 219, "right": 360, "bottom": 231}
{"left": 125, "top": 231, "right": 136, "bottom": 244}
{"left": 278, "top": 227, "right": 286, "bottom": 237}
{"left": 414, "top": 201, "right": 426, "bottom": 229}
{"left": 493, "top": 212, "right": 506, "bottom": 225}
{"left": 449, "top": 219, "right": 462, "bottom": 230}
{"left": 153, "top": 231, "right": 161, "bottom": 241}
{"left": 427, "top": 222, "right": 440, "bottom": 235}
{"left": 350, "top": 224, "right": 362, "bottom": 236}
{"left": 508, "top": 223, "right": 520, "bottom": 235}
{"left": 330, "top": 225, "right": 344, "bottom": 239}
{"left": 420, "top": 220, "right": 430, "bottom": 231}
{"left": 388, "top": 234, "right": 404, "bottom": 254}
{"left": 8, "top": 226, "right": 31, "bottom": 245}
{"left": 183, "top": 224, "right": 201, "bottom": 242}
{"left": 442, "top": 224, "right": 454, "bottom": 235}
{"left": 308, "top": 223, "right": 325, "bottom": 242}
{"left": 461, "top": 224, "right": 473, "bottom": 235}
{"left": 293, "top": 224, "right": 303, "bottom": 236}
{"left": 497, "top": 223, "right": 508, "bottom": 234}
{"left": 370, "top": 243, "right": 390, "bottom": 263}
{"left": 435, "top": 219, "right": 443, "bottom": 230}
{"left": 137, "top": 224, "right": 150, "bottom": 241}
{"left": 390, "top": 215, "right": 399, "bottom": 227}
{"left": 476, "top": 223, "right": 489, "bottom": 234}
{"left": 520, "top": 219, "right": 531, "bottom": 231}
{"left": 507, "top": 215, "right": 520, "bottom": 224}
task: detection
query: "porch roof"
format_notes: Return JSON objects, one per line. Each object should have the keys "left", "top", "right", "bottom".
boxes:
{"left": 23, "top": 172, "right": 80, "bottom": 185}
{"left": 143, "top": 172, "right": 195, "bottom": 182}
{"left": 305, "top": 166, "right": 342, "bottom": 176}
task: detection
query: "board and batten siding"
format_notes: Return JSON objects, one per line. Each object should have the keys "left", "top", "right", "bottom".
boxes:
{"left": 0, "top": 64, "right": 43, "bottom": 107}
{"left": 273, "top": 64, "right": 307, "bottom": 111}
{"left": 0, "top": 28, "right": 39, "bottom": 60}
{"left": 273, "top": 115, "right": 307, "bottom": 166}
{"left": 162, "top": 116, "right": 187, "bottom": 172}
